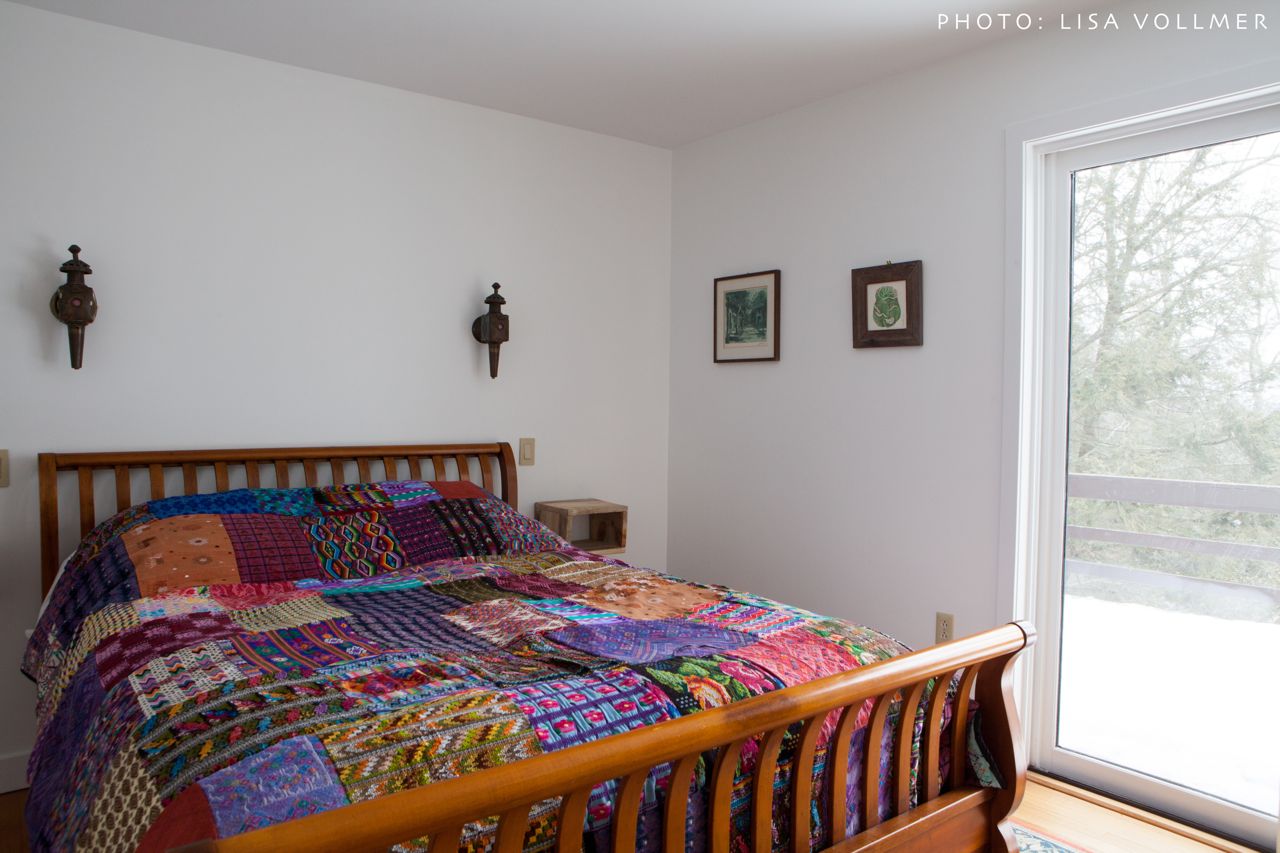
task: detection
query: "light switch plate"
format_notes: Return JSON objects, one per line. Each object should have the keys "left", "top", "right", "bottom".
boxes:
{"left": 0, "top": 449, "right": 9, "bottom": 488}
{"left": 518, "top": 437, "right": 535, "bottom": 466}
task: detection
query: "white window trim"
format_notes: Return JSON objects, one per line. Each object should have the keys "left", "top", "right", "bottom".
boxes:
{"left": 999, "top": 66, "right": 1280, "bottom": 850}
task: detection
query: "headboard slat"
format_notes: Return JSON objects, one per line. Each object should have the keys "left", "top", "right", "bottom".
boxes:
{"left": 37, "top": 442, "right": 517, "bottom": 597}
{"left": 149, "top": 464, "right": 165, "bottom": 499}
{"left": 114, "top": 465, "right": 131, "bottom": 512}
{"left": 77, "top": 468, "right": 94, "bottom": 539}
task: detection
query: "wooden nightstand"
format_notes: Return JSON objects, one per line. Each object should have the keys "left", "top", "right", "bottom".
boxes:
{"left": 534, "top": 499, "right": 627, "bottom": 555}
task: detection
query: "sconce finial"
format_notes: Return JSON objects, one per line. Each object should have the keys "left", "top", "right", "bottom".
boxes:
{"left": 471, "top": 282, "right": 509, "bottom": 379}
{"left": 50, "top": 244, "right": 98, "bottom": 369}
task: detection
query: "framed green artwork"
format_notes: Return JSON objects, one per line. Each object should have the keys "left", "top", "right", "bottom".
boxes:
{"left": 852, "top": 260, "right": 922, "bottom": 348}
{"left": 713, "top": 269, "right": 780, "bottom": 362}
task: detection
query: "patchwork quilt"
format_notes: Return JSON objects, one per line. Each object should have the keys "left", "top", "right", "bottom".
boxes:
{"left": 22, "top": 479, "right": 985, "bottom": 852}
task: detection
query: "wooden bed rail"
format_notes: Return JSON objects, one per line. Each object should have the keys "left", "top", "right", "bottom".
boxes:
{"left": 37, "top": 442, "right": 517, "bottom": 596}
{"left": 176, "top": 621, "right": 1034, "bottom": 853}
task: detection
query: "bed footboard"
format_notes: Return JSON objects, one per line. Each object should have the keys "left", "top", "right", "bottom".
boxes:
{"left": 175, "top": 621, "right": 1034, "bottom": 853}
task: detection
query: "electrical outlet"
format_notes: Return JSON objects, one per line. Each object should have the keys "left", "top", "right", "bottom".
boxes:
{"left": 518, "top": 437, "right": 535, "bottom": 466}
{"left": 0, "top": 449, "right": 8, "bottom": 488}
{"left": 935, "top": 612, "right": 955, "bottom": 644}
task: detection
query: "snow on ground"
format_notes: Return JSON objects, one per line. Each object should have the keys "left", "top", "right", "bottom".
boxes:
{"left": 1058, "top": 595, "right": 1280, "bottom": 815}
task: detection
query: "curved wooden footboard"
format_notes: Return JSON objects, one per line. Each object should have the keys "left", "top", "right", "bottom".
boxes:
{"left": 176, "top": 621, "right": 1035, "bottom": 853}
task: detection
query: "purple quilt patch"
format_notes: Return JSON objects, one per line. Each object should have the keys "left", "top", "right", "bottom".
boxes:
{"left": 198, "top": 735, "right": 348, "bottom": 836}
{"left": 489, "top": 569, "right": 589, "bottom": 600}
{"left": 548, "top": 618, "right": 750, "bottom": 664}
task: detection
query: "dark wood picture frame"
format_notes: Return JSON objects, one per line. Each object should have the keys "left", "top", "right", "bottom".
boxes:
{"left": 713, "top": 269, "right": 781, "bottom": 363}
{"left": 852, "top": 260, "right": 922, "bottom": 348}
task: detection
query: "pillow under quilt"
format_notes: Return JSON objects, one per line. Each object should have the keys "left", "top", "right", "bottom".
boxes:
{"left": 23, "top": 479, "right": 568, "bottom": 681}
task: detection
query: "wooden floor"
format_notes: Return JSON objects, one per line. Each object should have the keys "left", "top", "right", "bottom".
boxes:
{"left": 1013, "top": 774, "right": 1255, "bottom": 853}
{"left": 0, "top": 778, "right": 1257, "bottom": 852}
{"left": 0, "top": 789, "right": 26, "bottom": 853}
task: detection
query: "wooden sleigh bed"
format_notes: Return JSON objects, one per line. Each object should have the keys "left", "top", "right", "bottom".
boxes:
{"left": 35, "top": 441, "right": 1034, "bottom": 853}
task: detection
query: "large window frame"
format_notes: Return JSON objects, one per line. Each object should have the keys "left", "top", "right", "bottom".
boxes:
{"left": 1002, "top": 79, "right": 1280, "bottom": 850}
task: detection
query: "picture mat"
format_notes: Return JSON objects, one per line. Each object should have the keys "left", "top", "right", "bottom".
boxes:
{"left": 715, "top": 273, "right": 776, "bottom": 360}
{"left": 866, "top": 279, "right": 908, "bottom": 331}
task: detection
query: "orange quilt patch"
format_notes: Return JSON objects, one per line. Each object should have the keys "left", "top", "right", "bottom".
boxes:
{"left": 123, "top": 515, "right": 240, "bottom": 595}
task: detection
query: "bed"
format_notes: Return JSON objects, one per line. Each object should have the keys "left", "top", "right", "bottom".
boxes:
{"left": 27, "top": 442, "right": 1033, "bottom": 853}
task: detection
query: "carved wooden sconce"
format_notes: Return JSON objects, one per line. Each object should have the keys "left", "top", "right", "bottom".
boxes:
{"left": 49, "top": 245, "right": 98, "bottom": 369}
{"left": 471, "top": 283, "right": 509, "bottom": 379}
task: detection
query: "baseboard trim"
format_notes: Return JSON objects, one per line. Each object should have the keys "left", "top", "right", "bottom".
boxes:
{"left": 0, "top": 751, "right": 29, "bottom": 794}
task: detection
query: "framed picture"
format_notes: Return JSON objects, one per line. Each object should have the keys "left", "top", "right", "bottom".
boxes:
{"left": 713, "top": 269, "right": 780, "bottom": 363}
{"left": 852, "top": 260, "right": 922, "bottom": 348}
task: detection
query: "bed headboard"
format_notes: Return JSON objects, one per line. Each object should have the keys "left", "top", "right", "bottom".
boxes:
{"left": 37, "top": 442, "right": 517, "bottom": 597}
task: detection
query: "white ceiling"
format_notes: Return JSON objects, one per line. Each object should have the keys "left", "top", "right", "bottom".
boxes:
{"left": 14, "top": 0, "right": 1076, "bottom": 147}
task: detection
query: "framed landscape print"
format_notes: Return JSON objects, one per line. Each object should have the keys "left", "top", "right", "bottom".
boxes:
{"left": 852, "top": 260, "right": 922, "bottom": 348}
{"left": 714, "top": 270, "right": 780, "bottom": 362}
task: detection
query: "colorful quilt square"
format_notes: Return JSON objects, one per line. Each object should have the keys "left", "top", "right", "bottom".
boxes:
{"left": 149, "top": 491, "right": 259, "bottom": 519}
{"left": 504, "top": 668, "right": 677, "bottom": 829}
{"left": 541, "top": 561, "right": 649, "bottom": 588}
{"left": 255, "top": 488, "right": 320, "bottom": 517}
{"left": 324, "top": 653, "right": 478, "bottom": 710}
{"left": 208, "top": 582, "right": 318, "bottom": 610}
{"left": 227, "top": 619, "right": 384, "bottom": 673}
{"left": 127, "top": 643, "right": 249, "bottom": 717}
{"left": 382, "top": 480, "right": 442, "bottom": 507}
{"left": 306, "top": 511, "right": 407, "bottom": 579}
{"left": 326, "top": 583, "right": 465, "bottom": 617}
{"left": 639, "top": 655, "right": 782, "bottom": 716}
{"left": 197, "top": 735, "right": 348, "bottom": 836}
{"left": 429, "top": 500, "right": 502, "bottom": 557}
{"left": 728, "top": 627, "right": 862, "bottom": 687}
{"left": 477, "top": 498, "right": 568, "bottom": 554}
{"left": 429, "top": 577, "right": 520, "bottom": 604}
{"left": 344, "top": 611, "right": 496, "bottom": 655}
{"left": 548, "top": 618, "right": 749, "bottom": 664}
{"left": 502, "top": 635, "right": 617, "bottom": 674}
{"left": 229, "top": 595, "right": 353, "bottom": 632}
{"left": 442, "top": 600, "right": 569, "bottom": 647}
{"left": 95, "top": 611, "right": 239, "bottom": 691}
{"left": 385, "top": 506, "right": 457, "bottom": 565}
{"left": 568, "top": 575, "right": 722, "bottom": 621}
{"left": 438, "top": 649, "right": 564, "bottom": 686}
{"left": 685, "top": 599, "right": 804, "bottom": 637}
{"left": 430, "top": 481, "right": 490, "bottom": 500}
{"left": 316, "top": 687, "right": 539, "bottom": 802}
{"left": 524, "top": 598, "right": 623, "bottom": 624}
{"left": 315, "top": 484, "right": 394, "bottom": 513}
{"left": 123, "top": 516, "right": 241, "bottom": 596}
{"left": 133, "top": 594, "right": 224, "bottom": 622}
{"left": 222, "top": 514, "right": 321, "bottom": 584}
{"left": 489, "top": 570, "right": 588, "bottom": 600}
{"left": 326, "top": 579, "right": 489, "bottom": 654}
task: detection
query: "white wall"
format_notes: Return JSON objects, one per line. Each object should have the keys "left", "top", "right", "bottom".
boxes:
{"left": 0, "top": 1, "right": 671, "bottom": 790}
{"left": 668, "top": 2, "right": 1277, "bottom": 650}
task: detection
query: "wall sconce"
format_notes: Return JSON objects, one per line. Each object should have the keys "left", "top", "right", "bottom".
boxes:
{"left": 49, "top": 245, "right": 98, "bottom": 369}
{"left": 471, "top": 282, "right": 509, "bottom": 379}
